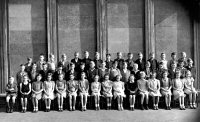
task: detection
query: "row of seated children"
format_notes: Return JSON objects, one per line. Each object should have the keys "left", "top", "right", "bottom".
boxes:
{"left": 6, "top": 68, "right": 197, "bottom": 113}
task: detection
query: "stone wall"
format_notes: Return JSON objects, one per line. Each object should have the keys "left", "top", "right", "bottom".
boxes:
{"left": 107, "top": 0, "right": 145, "bottom": 60}
{"left": 8, "top": 0, "right": 47, "bottom": 76}
{"left": 154, "top": 0, "right": 193, "bottom": 60}
{"left": 57, "top": 0, "right": 96, "bottom": 60}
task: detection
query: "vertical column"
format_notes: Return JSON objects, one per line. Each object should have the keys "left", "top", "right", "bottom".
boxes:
{"left": 194, "top": 20, "right": 200, "bottom": 89}
{"left": 47, "top": 0, "right": 58, "bottom": 61}
{"left": 96, "top": 0, "right": 107, "bottom": 60}
{"left": 145, "top": 0, "right": 155, "bottom": 59}
{"left": 0, "top": 0, "right": 8, "bottom": 93}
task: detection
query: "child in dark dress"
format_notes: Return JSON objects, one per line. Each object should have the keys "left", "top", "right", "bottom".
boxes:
{"left": 20, "top": 75, "right": 31, "bottom": 113}
{"left": 127, "top": 75, "right": 138, "bottom": 111}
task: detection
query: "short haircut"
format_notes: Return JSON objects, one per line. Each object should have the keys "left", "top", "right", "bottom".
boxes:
{"left": 171, "top": 52, "right": 176, "bottom": 56}
{"left": 106, "top": 53, "right": 111, "bottom": 56}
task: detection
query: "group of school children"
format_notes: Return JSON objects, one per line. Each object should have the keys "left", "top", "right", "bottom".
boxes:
{"left": 5, "top": 51, "right": 198, "bottom": 113}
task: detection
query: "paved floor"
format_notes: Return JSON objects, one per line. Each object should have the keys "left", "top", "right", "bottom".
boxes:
{"left": 0, "top": 107, "right": 199, "bottom": 122}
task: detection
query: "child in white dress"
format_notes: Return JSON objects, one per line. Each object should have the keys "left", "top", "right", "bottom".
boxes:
{"left": 148, "top": 72, "right": 161, "bottom": 110}
{"left": 91, "top": 75, "right": 101, "bottom": 110}
{"left": 172, "top": 71, "right": 185, "bottom": 110}
{"left": 43, "top": 73, "right": 55, "bottom": 112}
{"left": 183, "top": 70, "right": 197, "bottom": 109}
{"left": 113, "top": 75, "right": 125, "bottom": 111}
{"left": 102, "top": 74, "right": 113, "bottom": 110}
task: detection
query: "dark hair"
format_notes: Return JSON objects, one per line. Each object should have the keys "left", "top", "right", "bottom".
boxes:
{"left": 171, "top": 52, "right": 176, "bottom": 56}
{"left": 106, "top": 53, "right": 111, "bottom": 56}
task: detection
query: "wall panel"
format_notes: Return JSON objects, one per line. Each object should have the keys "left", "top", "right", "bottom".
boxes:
{"left": 8, "top": 0, "right": 47, "bottom": 76}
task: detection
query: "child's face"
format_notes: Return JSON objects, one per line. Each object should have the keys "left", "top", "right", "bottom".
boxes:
{"left": 32, "top": 64, "right": 37, "bottom": 70}
{"left": 140, "top": 73, "right": 145, "bottom": 79}
{"left": 71, "top": 64, "right": 75, "bottom": 69}
{"left": 139, "top": 54, "right": 143, "bottom": 60}
{"left": 113, "top": 63, "right": 117, "bottom": 68}
{"left": 163, "top": 72, "right": 168, "bottom": 78}
{"left": 28, "top": 58, "right": 32, "bottom": 63}
{"left": 85, "top": 52, "right": 89, "bottom": 58}
{"left": 117, "top": 53, "right": 122, "bottom": 59}
{"left": 130, "top": 76, "right": 135, "bottom": 82}
{"left": 81, "top": 74, "right": 85, "bottom": 79}
{"left": 58, "top": 67, "right": 62, "bottom": 71}
{"left": 133, "top": 64, "right": 138, "bottom": 70}
{"left": 21, "top": 65, "right": 25, "bottom": 71}
{"left": 186, "top": 72, "right": 191, "bottom": 78}
{"left": 74, "top": 53, "right": 79, "bottom": 58}
{"left": 43, "top": 64, "right": 48, "bottom": 70}
{"left": 9, "top": 77, "right": 14, "bottom": 84}
{"left": 70, "top": 75, "right": 74, "bottom": 80}
{"left": 128, "top": 54, "right": 133, "bottom": 59}
{"left": 150, "top": 53, "right": 154, "bottom": 59}
{"left": 171, "top": 54, "right": 176, "bottom": 59}
{"left": 95, "top": 53, "right": 100, "bottom": 59}
{"left": 152, "top": 73, "right": 156, "bottom": 78}
{"left": 59, "top": 75, "right": 63, "bottom": 81}
{"left": 62, "top": 55, "right": 66, "bottom": 61}
{"left": 37, "top": 75, "right": 42, "bottom": 81}
{"left": 40, "top": 55, "right": 44, "bottom": 61}
{"left": 116, "top": 76, "right": 120, "bottom": 81}
{"left": 80, "top": 64, "right": 85, "bottom": 70}
{"left": 179, "top": 62, "right": 184, "bottom": 67}
{"left": 102, "top": 62, "right": 106, "bottom": 68}
{"left": 23, "top": 76, "right": 28, "bottom": 82}
{"left": 47, "top": 76, "right": 52, "bottom": 81}
{"left": 146, "top": 62, "right": 150, "bottom": 68}
{"left": 176, "top": 72, "right": 181, "bottom": 78}
{"left": 94, "top": 76, "right": 99, "bottom": 82}
{"left": 105, "top": 75, "right": 109, "bottom": 80}
{"left": 182, "top": 53, "right": 186, "bottom": 58}
{"left": 171, "top": 63, "right": 176, "bottom": 69}
{"left": 123, "top": 63, "right": 127, "bottom": 69}
{"left": 106, "top": 55, "right": 111, "bottom": 60}
{"left": 161, "top": 54, "right": 166, "bottom": 60}
{"left": 188, "top": 61, "right": 193, "bottom": 66}
{"left": 159, "top": 64, "right": 163, "bottom": 69}
{"left": 90, "top": 62, "right": 95, "bottom": 68}
{"left": 50, "top": 55, "right": 55, "bottom": 60}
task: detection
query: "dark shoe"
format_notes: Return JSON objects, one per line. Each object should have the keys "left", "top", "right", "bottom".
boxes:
{"left": 141, "top": 105, "right": 144, "bottom": 110}
{"left": 10, "top": 109, "right": 13, "bottom": 113}
{"left": 169, "top": 106, "right": 171, "bottom": 110}
{"left": 6, "top": 107, "right": 10, "bottom": 113}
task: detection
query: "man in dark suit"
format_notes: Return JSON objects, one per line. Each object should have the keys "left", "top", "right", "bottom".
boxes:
{"left": 71, "top": 52, "right": 82, "bottom": 72}
{"left": 114, "top": 52, "right": 124, "bottom": 70}
{"left": 82, "top": 51, "right": 92, "bottom": 70}
{"left": 105, "top": 53, "right": 113, "bottom": 69}
{"left": 93, "top": 52, "right": 102, "bottom": 69}
{"left": 135, "top": 52, "right": 146, "bottom": 71}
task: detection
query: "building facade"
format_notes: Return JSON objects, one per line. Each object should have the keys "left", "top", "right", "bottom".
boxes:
{"left": 0, "top": 0, "right": 200, "bottom": 93}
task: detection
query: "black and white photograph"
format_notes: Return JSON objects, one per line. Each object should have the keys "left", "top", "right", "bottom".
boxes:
{"left": 0, "top": 0, "right": 200, "bottom": 122}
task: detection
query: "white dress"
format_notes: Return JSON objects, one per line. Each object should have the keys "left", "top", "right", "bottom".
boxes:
{"left": 43, "top": 81, "right": 55, "bottom": 100}
{"left": 113, "top": 81, "right": 125, "bottom": 99}
{"left": 148, "top": 79, "right": 161, "bottom": 97}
